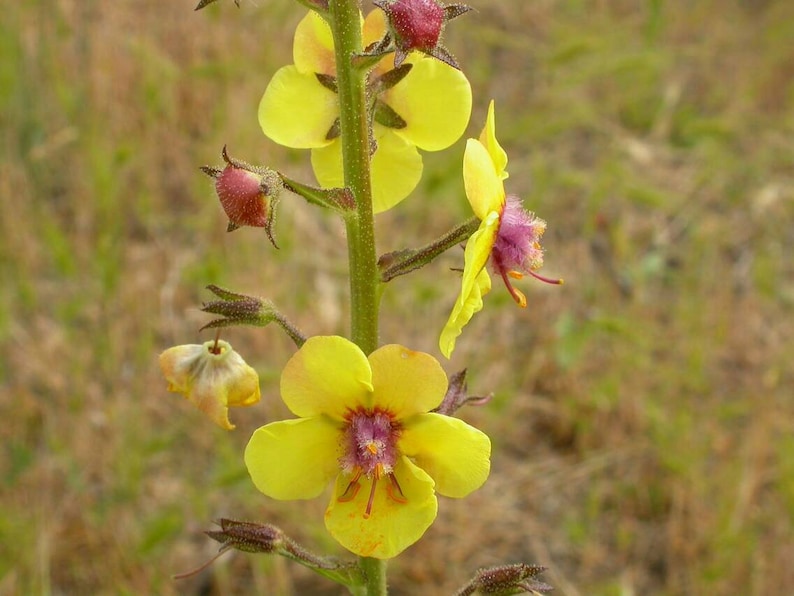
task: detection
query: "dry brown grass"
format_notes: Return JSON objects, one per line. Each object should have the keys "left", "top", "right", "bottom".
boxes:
{"left": 2, "top": 0, "right": 793, "bottom": 594}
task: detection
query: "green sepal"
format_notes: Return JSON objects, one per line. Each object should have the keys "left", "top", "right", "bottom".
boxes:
{"left": 352, "top": 32, "right": 393, "bottom": 72}
{"left": 373, "top": 100, "right": 407, "bottom": 129}
{"left": 315, "top": 72, "right": 338, "bottom": 93}
{"left": 369, "top": 63, "right": 412, "bottom": 94}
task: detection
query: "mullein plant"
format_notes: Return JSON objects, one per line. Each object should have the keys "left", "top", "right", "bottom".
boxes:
{"left": 162, "top": 0, "right": 560, "bottom": 593}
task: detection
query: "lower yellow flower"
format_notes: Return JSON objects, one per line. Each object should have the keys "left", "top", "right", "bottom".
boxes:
{"left": 244, "top": 336, "right": 491, "bottom": 559}
{"left": 159, "top": 340, "right": 261, "bottom": 430}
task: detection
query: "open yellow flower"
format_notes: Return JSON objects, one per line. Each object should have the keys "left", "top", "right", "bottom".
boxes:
{"left": 440, "top": 101, "right": 562, "bottom": 358}
{"left": 259, "top": 10, "right": 472, "bottom": 213}
{"left": 159, "top": 340, "right": 261, "bottom": 430}
{"left": 244, "top": 336, "right": 490, "bottom": 559}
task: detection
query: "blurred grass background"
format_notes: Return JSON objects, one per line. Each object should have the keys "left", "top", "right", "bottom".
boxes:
{"left": 2, "top": 0, "right": 793, "bottom": 594}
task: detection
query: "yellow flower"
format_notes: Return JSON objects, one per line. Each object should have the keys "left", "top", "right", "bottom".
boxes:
{"left": 159, "top": 340, "right": 261, "bottom": 430}
{"left": 440, "top": 101, "right": 562, "bottom": 358}
{"left": 244, "top": 336, "right": 491, "bottom": 559}
{"left": 258, "top": 10, "right": 472, "bottom": 213}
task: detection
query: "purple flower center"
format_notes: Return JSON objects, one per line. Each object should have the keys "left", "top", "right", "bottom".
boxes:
{"left": 338, "top": 408, "right": 407, "bottom": 517}
{"left": 490, "top": 196, "right": 560, "bottom": 306}
{"left": 492, "top": 196, "right": 546, "bottom": 272}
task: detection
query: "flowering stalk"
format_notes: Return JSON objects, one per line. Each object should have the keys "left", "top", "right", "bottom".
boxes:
{"left": 328, "top": 0, "right": 385, "bottom": 592}
{"left": 179, "top": 2, "right": 549, "bottom": 593}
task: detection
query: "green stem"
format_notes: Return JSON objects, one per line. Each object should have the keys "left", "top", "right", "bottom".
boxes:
{"left": 328, "top": 1, "right": 385, "bottom": 592}
{"left": 329, "top": 0, "right": 379, "bottom": 356}
{"left": 359, "top": 557, "right": 388, "bottom": 596}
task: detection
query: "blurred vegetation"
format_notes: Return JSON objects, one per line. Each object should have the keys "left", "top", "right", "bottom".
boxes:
{"left": 1, "top": 0, "right": 793, "bottom": 594}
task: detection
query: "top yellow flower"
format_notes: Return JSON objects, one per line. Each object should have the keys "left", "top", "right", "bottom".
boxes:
{"left": 258, "top": 10, "right": 472, "bottom": 213}
{"left": 244, "top": 336, "right": 490, "bottom": 559}
{"left": 439, "top": 101, "right": 562, "bottom": 358}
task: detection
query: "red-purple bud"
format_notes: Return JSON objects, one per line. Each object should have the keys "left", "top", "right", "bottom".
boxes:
{"left": 215, "top": 167, "right": 268, "bottom": 228}
{"left": 373, "top": 0, "right": 472, "bottom": 69}
{"left": 201, "top": 147, "right": 282, "bottom": 246}
{"left": 388, "top": 0, "right": 445, "bottom": 51}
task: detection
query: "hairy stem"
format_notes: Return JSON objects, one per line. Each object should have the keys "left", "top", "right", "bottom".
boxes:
{"left": 330, "top": 0, "right": 379, "bottom": 356}
{"left": 328, "top": 1, "right": 386, "bottom": 593}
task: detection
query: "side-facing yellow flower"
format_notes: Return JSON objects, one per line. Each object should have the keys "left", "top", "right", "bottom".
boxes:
{"left": 440, "top": 101, "right": 562, "bottom": 358}
{"left": 259, "top": 10, "right": 472, "bottom": 213}
{"left": 244, "top": 336, "right": 490, "bottom": 559}
{"left": 159, "top": 340, "right": 261, "bottom": 430}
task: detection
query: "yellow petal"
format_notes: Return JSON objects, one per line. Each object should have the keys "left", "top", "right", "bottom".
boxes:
{"left": 159, "top": 344, "right": 199, "bottom": 393}
{"left": 439, "top": 217, "right": 498, "bottom": 358}
{"left": 463, "top": 138, "right": 505, "bottom": 220}
{"left": 259, "top": 66, "right": 338, "bottom": 149}
{"left": 439, "top": 267, "right": 491, "bottom": 359}
{"left": 293, "top": 10, "right": 336, "bottom": 75}
{"left": 324, "top": 457, "right": 437, "bottom": 559}
{"left": 363, "top": 10, "right": 387, "bottom": 47}
{"left": 400, "top": 413, "right": 491, "bottom": 497}
{"left": 225, "top": 364, "right": 260, "bottom": 407}
{"left": 309, "top": 139, "right": 344, "bottom": 190}
{"left": 281, "top": 336, "right": 373, "bottom": 419}
{"left": 311, "top": 128, "right": 423, "bottom": 213}
{"left": 368, "top": 345, "right": 447, "bottom": 419}
{"left": 365, "top": 12, "right": 399, "bottom": 80}
{"left": 479, "top": 100, "right": 509, "bottom": 180}
{"left": 245, "top": 417, "right": 341, "bottom": 500}
{"left": 460, "top": 213, "right": 499, "bottom": 299}
{"left": 159, "top": 340, "right": 260, "bottom": 430}
{"left": 370, "top": 129, "right": 423, "bottom": 212}
{"left": 384, "top": 56, "right": 472, "bottom": 151}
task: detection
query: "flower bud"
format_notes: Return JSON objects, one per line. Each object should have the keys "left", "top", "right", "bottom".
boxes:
{"left": 387, "top": 0, "right": 446, "bottom": 52}
{"left": 457, "top": 563, "right": 552, "bottom": 595}
{"left": 200, "top": 284, "right": 278, "bottom": 331}
{"left": 200, "top": 284, "right": 306, "bottom": 347}
{"left": 203, "top": 519, "right": 363, "bottom": 585}
{"left": 206, "top": 519, "right": 286, "bottom": 554}
{"left": 201, "top": 146, "right": 282, "bottom": 246}
{"left": 374, "top": 0, "right": 472, "bottom": 68}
